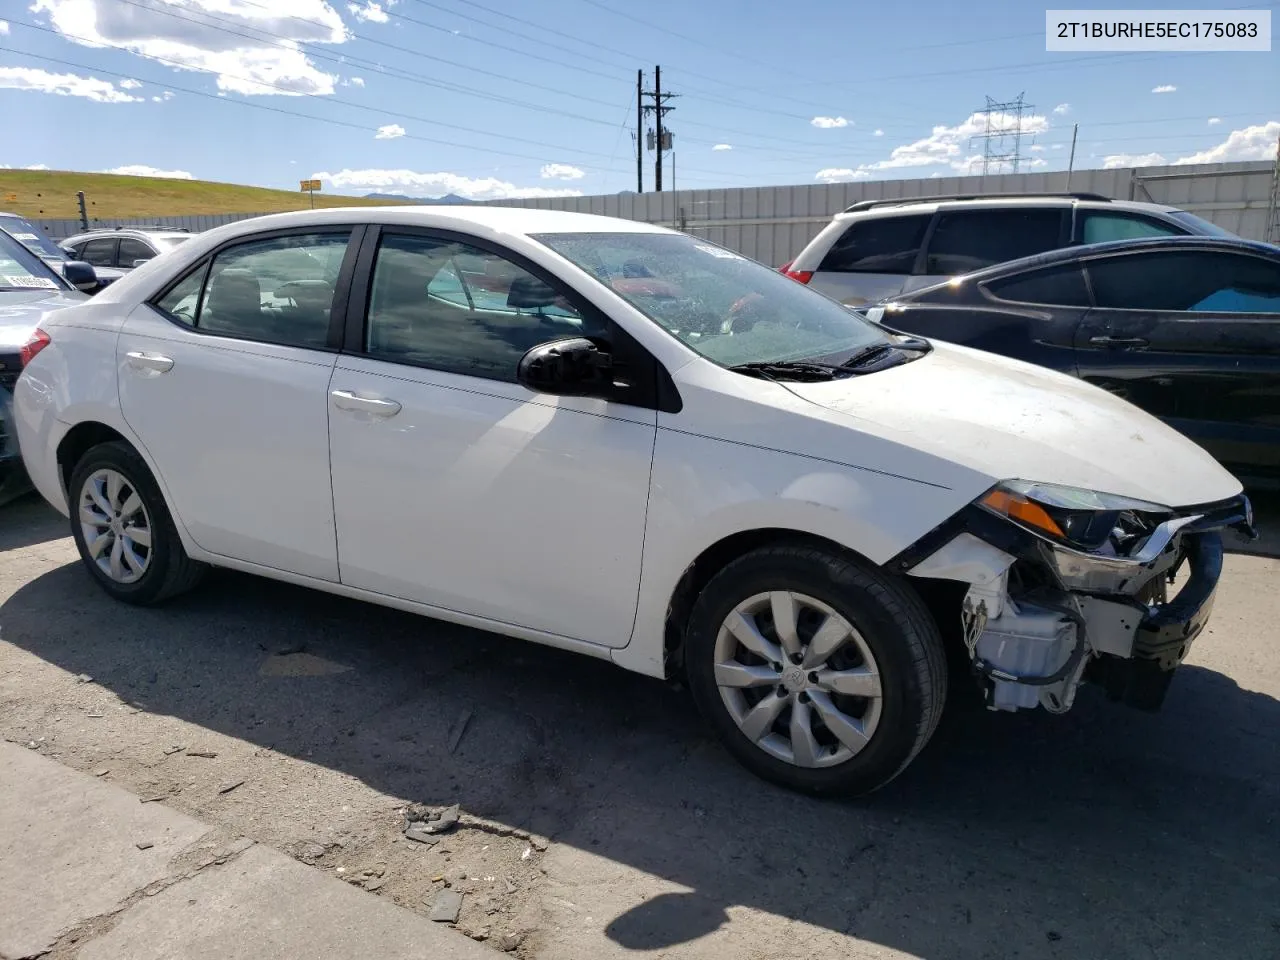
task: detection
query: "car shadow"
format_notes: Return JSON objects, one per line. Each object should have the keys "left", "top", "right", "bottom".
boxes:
{"left": 2, "top": 562, "right": 1277, "bottom": 959}
{"left": 0, "top": 494, "right": 68, "bottom": 551}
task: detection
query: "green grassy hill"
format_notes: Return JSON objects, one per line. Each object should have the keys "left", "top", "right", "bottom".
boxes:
{"left": 0, "top": 169, "right": 404, "bottom": 219}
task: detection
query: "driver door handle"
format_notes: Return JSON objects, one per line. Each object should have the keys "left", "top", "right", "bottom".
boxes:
{"left": 330, "top": 389, "right": 402, "bottom": 417}
{"left": 1089, "top": 336, "right": 1150, "bottom": 348}
{"left": 125, "top": 351, "right": 174, "bottom": 373}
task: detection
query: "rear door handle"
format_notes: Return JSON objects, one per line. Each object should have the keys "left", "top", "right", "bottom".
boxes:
{"left": 330, "top": 389, "right": 402, "bottom": 417}
{"left": 125, "top": 351, "right": 174, "bottom": 373}
{"left": 1089, "top": 336, "right": 1150, "bottom": 348}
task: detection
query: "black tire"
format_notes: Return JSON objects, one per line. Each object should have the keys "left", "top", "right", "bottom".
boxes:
{"left": 685, "top": 542, "right": 947, "bottom": 797}
{"left": 68, "top": 440, "right": 206, "bottom": 605}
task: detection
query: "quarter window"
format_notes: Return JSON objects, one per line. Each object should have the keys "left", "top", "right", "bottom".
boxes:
{"left": 1087, "top": 251, "right": 1280, "bottom": 313}
{"left": 1080, "top": 213, "right": 1182, "bottom": 244}
{"left": 985, "top": 263, "right": 1091, "bottom": 307}
{"left": 365, "top": 234, "right": 599, "bottom": 382}
{"left": 924, "top": 209, "right": 1065, "bottom": 275}
{"left": 817, "top": 215, "right": 930, "bottom": 275}
{"left": 151, "top": 232, "right": 350, "bottom": 346}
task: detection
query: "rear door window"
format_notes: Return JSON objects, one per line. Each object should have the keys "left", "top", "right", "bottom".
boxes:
{"left": 984, "top": 263, "right": 1091, "bottom": 307}
{"left": 924, "top": 208, "right": 1065, "bottom": 275}
{"left": 80, "top": 238, "right": 118, "bottom": 268}
{"left": 118, "top": 237, "right": 155, "bottom": 266}
{"left": 817, "top": 215, "right": 931, "bottom": 275}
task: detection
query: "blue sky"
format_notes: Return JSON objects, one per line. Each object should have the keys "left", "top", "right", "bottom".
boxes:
{"left": 0, "top": 0, "right": 1276, "bottom": 199}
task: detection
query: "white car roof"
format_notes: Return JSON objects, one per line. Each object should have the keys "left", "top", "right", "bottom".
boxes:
{"left": 212, "top": 205, "right": 677, "bottom": 237}
{"left": 832, "top": 197, "right": 1179, "bottom": 221}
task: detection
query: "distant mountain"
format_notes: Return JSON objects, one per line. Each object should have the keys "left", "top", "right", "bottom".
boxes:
{"left": 363, "top": 192, "right": 479, "bottom": 204}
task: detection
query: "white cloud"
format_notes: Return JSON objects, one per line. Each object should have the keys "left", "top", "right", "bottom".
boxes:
{"left": 1103, "top": 152, "right": 1169, "bottom": 168}
{"left": 1051, "top": 143, "right": 1064, "bottom": 150}
{"left": 1207, "top": 116, "right": 1221, "bottom": 125}
{"left": 1172, "top": 121, "right": 1280, "bottom": 165}
{"left": 31, "top": 0, "right": 345, "bottom": 97}
{"left": 374, "top": 123, "right": 405, "bottom": 139}
{"left": 102, "top": 164, "right": 195, "bottom": 179}
{"left": 313, "top": 168, "right": 584, "bottom": 200}
{"left": 711, "top": 143, "right": 732, "bottom": 151}
{"left": 0, "top": 20, "right": 9, "bottom": 34}
{"left": 811, "top": 116, "right": 850, "bottom": 129}
{"left": 0, "top": 163, "right": 52, "bottom": 170}
{"left": 873, "top": 129, "right": 884, "bottom": 137}
{"left": 149, "top": 90, "right": 175, "bottom": 102}
{"left": 1053, "top": 103, "right": 1070, "bottom": 114}
{"left": 348, "top": 1, "right": 388, "bottom": 22}
{"left": 348, "top": 76, "right": 365, "bottom": 87}
{"left": 1029, "top": 144, "right": 1046, "bottom": 153}
{"left": 0, "top": 65, "right": 142, "bottom": 103}
{"left": 859, "top": 110, "right": 1050, "bottom": 175}
{"left": 119, "top": 78, "right": 142, "bottom": 89}
{"left": 1152, "top": 84, "right": 1177, "bottom": 94}
{"left": 539, "top": 163, "right": 585, "bottom": 180}
{"left": 815, "top": 167, "right": 869, "bottom": 183}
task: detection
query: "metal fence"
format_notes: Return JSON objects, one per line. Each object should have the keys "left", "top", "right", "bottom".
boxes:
{"left": 31, "top": 212, "right": 257, "bottom": 240}
{"left": 23, "top": 160, "right": 1276, "bottom": 265}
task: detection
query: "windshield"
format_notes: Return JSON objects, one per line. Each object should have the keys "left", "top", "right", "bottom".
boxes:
{"left": 533, "top": 232, "right": 890, "bottom": 366}
{"left": 1166, "top": 210, "right": 1237, "bottom": 238}
{"left": 0, "top": 229, "right": 67, "bottom": 291}
{"left": 0, "top": 214, "right": 71, "bottom": 262}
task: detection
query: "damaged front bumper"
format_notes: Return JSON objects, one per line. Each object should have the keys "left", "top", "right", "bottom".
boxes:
{"left": 892, "top": 491, "right": 1254, "bottom": 714}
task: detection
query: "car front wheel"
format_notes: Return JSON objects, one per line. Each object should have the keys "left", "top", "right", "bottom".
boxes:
{"left": 69, "top": 441, "right": 206, "bottom": 605}
{"left": 685, "top": 543, "right": 947, "bottom": 797}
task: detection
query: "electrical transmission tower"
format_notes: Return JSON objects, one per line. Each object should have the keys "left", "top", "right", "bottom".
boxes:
{"left": 970, "top": 93, "right": 1034, "bottom": 176}
{"left": 1265, "top": 131, "right": 1280, "bottom": 244}
{"left": 636, "top": 66, "right": 677, "bottom": 192}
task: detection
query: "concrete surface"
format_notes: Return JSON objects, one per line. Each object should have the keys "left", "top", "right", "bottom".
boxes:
{"left": 2, "top": 493, "right": 1279, "bottom": 960}
{"left": 0, "top": 742, "right": 495, "bottom": 960}
{"left": 0, "top": 742, "right": 210, "bottom": 959}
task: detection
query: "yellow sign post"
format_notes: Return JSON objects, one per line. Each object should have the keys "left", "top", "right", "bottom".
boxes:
{"left": 299, "top": 179, "right": 322, "bottom": 208}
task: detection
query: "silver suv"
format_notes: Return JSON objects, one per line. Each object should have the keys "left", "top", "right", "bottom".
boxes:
{"left": 780, "top": 192, "right": 1237, "bottom": 305}
{"left": 61, "top": 225, "right": 194, "bottom": 271}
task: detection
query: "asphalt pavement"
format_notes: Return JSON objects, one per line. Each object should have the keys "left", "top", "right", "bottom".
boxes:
{"left": 1, "top": 493, "right": 1278, "bottom": 959}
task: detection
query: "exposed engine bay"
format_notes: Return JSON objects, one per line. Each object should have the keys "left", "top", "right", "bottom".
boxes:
{"left": 899, "top": 487, "right": 1255, "bottom": 715}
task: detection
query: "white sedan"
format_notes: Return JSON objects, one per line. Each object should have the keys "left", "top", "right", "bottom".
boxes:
{"left": 12, "top": 207, "right": 1254, "bottom": 795}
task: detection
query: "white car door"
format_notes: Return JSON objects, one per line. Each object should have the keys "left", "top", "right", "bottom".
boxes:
{"left": 117, "top": 227, "right": 359, "bottom": 581}
{"left": 327, "top": 228, "right": 658, "bottom": 647}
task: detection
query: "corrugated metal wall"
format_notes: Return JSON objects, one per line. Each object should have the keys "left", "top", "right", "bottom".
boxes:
{"left": 31, "top": 212, "right": 259, "bottom": 240}
{"left": 22, "top": 161, "right": 1275, "bottom": 264}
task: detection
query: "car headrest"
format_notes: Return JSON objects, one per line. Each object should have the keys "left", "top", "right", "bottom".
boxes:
{"left": 206, "top": 268, "right": 260, "bottom": 312}
{"left": 506, "top": 275, "right": 559, "bottom": 310}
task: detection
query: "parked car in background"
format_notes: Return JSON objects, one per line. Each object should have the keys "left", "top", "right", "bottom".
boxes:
{"left": 13, "top": 207, "right": 1253, "bottom": 796}
{"left": 0, "top": 211, "right": 124, "bottom": 291}
{"left": 61, "top": 225, "right": 193, "bottom": 272}
{"left": 0, "top": 229, "right": 90, "bottom": 503}
{"left": 860, "top": 235, "right": 1280, "bottom": 485}
{"left": 779, "top": 192, "right": 1238, "bottom": 306}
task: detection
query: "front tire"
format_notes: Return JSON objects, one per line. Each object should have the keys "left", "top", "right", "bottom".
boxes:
{"left": 685, "top": 543, "right": 947, "bottom": 797}
{"left": 68, "top": 441, "right": 206, "bottom": 605}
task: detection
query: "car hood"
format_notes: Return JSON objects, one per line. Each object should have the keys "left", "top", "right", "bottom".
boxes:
{"left": 782, "top": 340, "right": 1242, "bottom": 509}
{"left": 0, "top": 288, "right": 86, "bottom": 350}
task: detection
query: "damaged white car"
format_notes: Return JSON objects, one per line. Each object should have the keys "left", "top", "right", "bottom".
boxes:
{"left": 11, "top": 208, "right": 1256, "bottom": 796}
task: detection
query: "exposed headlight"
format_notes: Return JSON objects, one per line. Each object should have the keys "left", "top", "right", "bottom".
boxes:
{"left": 978, "top": 480, "right": 1172, "bottom": 554}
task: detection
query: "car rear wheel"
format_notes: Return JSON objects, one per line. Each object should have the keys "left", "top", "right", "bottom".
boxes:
{"left": 685, "top": 543, "right": 947, "bottom": 797}
{"left": 69, "top": 441, "right": 206, "bottom": 605}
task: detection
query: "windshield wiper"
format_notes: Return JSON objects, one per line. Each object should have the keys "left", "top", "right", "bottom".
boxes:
{"left": 728, "top": 360, "right": 850, "bottom": 382}
{"left": 840, "top": 343, "right": 896, "bottom": 368}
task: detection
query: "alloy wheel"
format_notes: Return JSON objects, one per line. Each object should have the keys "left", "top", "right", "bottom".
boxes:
{"left": 713, "top": 590, "right": 882, "bottom": 768}
{"left": 79, "top": 468, "right": 153, "bottom": 584}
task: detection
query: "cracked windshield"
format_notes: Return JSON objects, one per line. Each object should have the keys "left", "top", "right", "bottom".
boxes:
{"left": 1, "top": 2, "right": 1277, "bottom": 960}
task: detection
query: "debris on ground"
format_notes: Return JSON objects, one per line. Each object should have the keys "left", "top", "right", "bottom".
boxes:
{"left": 187, "top": 750, "right": 218, "bottom": 759}
{"left": 162, "top": 745, "right": 185, "bottom": 756}
{"left": 521, "top": 845, "right": 533, "bottom": 861}
{"left": 296, "top": 842, "right": 327, "bottom": 863}
{"left": 429, "top": 888, "right": 463, "bottom": 923}
{"left": 93, "top": 768, "right": 109, "bottom": 777}
{"left": 87, "top": 713, "right": 104, "bottom": 718}
{"left": 135, "top": 841, "right": 154, "bottom": 850}
{"left": 74, "top": 674, "right": 93, "bottom": 684}
{"left": 499, "top": 932, "right": 525, "bottom": 952}
{"left": 448, "top": 709, "right": 473, "bottom": 754}
{"left": 503, "top": 876, "right": 517, "bottom": 894}
{"left": 217, "top": 779, "right": 245, "bottom": 795}
{"left": 404, "top": 802, "right": 460, "bottom": 843}
{"left": 140, "top": 795, "right": 168, "bottom": 803}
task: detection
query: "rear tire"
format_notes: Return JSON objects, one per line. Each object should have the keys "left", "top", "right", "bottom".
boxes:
{"left": 68, "top": 441, "right": 206, "bottom": 605}
{"left": 685, "top": 542, "right": 947, "bottom": 797}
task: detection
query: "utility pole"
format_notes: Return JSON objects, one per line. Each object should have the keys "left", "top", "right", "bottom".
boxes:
{"left": 635, "top": 69, "right": 644, "bottom": 194}
{"left": 640, "top": 65, "right": 677, "bottom": 192}
{"left": 1066, "top": 122, "right": 1079, "bottom": 191}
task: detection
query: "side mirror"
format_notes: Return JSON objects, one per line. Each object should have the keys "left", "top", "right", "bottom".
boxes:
{"left": 62, "top": 261, "right": 99, "bottom": 292}
{"left": 131, "top": 258, "right": 152, "bottom": 268}
{"left": 517, "top": 337, "right": 613, "bottom": 397}
{"left": 59, "top": 245, "right": 78, "bottom": 258}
